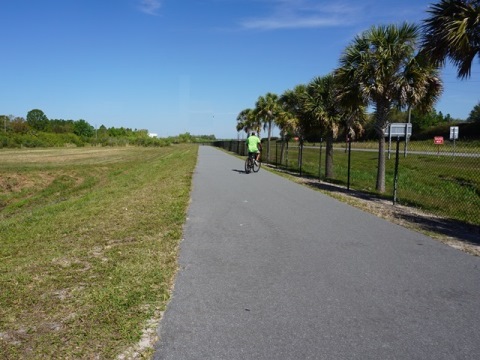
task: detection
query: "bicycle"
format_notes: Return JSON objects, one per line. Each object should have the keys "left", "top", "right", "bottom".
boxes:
{"left": 245, "top": 152, "right": 261, "bottom": 174}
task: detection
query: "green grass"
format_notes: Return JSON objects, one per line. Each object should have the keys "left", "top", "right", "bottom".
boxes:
{"left": 267, "top": 142, "right": 480, "bottom": 225}
{"left": 303, "top": 139, "right": 480, "bottom": 152}
{"left": 0, "top": 145, "right": 197, "bottom": 358}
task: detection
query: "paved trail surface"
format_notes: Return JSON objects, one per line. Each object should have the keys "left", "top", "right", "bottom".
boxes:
{"left": 154, "top": 146, "right": 480, "bottom": 359}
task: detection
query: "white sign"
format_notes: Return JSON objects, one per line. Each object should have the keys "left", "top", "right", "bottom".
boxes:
{"left": 449, "top": 126, "right": 459, "bottom": 140}
{"left": 386, "top": 123, "right": 412, "bottom": 138}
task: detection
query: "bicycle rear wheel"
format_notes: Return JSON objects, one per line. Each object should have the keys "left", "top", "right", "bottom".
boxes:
{"left": 244, "top": 157, "right": 252, "bottom": 174}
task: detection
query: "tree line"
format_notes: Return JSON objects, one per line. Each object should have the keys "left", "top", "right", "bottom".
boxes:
{"left": 237, "top": 0, "right": 480, "bottom": 193}
{"left": 0, "top": 109, "right": 216, "bottom": 148}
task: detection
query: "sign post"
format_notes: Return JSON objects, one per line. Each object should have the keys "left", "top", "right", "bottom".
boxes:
{"left": 393, "top": 136, "right": 401, "bottom": 205}
{"left": 386, "top": 123, "right": 413, "bottom": 205}
{"left": 434, "top": 136, "right": 444, "bottom": 155}
{"left": 387, "top": 123, "right": 412, "bottom": 159}
{"left": 450, "top": 126, "right": 459, "bottom": 158}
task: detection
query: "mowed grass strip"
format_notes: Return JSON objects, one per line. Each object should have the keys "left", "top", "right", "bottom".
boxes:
{"left": 0, "top": 145, "right": 197, "bottom": 358}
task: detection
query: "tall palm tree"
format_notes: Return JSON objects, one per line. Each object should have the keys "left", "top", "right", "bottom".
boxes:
{"left": 303, "top": 75, "right": 340, "bottom": 178}
{"left": 255, "top": 92, "right": 280, "bottom": 162}
{"left": 280, "top": 85, "right": 311, "bottom": 138}
{"left": 421, "top": 0, "right": 480, "bottom": 79}
{"left": 336, "top": 89, "right": 367, "bottom": 143}
{"left": 276, "top": 95, "right": 298, "bottom": 137}
{"left": 335, "top": 23, "right": 442, "bottom": 193}
{"left": 304, "top": 75, "right": 367, "bottom": 179}
{"left": 403, "top": 53, "right": 444, "bottom": 116}
{"left": 236, "top": 108, "right": 258, "bottom": 135}
{"left": 277, "top": 87, "right": 304, "bottom": 164}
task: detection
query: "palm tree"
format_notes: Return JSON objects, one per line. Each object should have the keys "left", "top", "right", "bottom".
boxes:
{"left": 335, "top": 23, "right": 443, "bottom": 193}
{"left": 236, "top": 108, "right": 257, "bottom": 155}
{"left": 303, "top": 75, "right": 340, "bottom": 178}
{"left": 304, "top": 75, "right": 367, "bottom": 179}
{"left": 403, "top": 53, "right": 444, "bottom": 121}
{"left": 278, "top": 85, "right": 307, "bottom": 164}
{"left": 236, "top": 108, "right": 259, "bottom": 135}
{"left": 255, "top": 92, "right": 280, "bottom": 162}
{"left": 276, "top": 93, "right": 299, "bottom": 137}
{"left": 279, "top": 85, "right": 311, "bottom": 138}
{"left": 421, "top": 0, "right": 480, "bottom": 79}
{"left": 336, "top": 90, "right": 367, "bottom": 144}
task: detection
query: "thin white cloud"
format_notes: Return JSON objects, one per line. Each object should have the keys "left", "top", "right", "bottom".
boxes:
{"left": 139, "top": 0, "right": 162, "bottom": 15}
{"left": 240, "top": 0, "right": 362, "bottom": 30}
{"left": 242, "top": 16, "right": 344, "bottom": 30}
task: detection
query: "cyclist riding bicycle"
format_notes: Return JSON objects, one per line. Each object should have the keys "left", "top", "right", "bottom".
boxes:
{"left": 246, "top": 131, "right": 262, "bottom": 164}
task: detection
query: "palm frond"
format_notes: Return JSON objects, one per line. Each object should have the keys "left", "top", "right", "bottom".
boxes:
{"left": 421, "top": 0, "right": 480, "bottom": 78}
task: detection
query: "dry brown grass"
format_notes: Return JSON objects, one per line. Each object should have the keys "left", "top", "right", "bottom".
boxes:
{"left": 0, "top": 147, "right": 134, "bottom": 164}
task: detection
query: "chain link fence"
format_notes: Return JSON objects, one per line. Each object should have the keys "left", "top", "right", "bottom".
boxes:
{"left": 213, "top": 139, "right": 480, "bottom": 226}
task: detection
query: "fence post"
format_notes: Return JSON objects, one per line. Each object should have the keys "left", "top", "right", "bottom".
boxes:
{"left": 286, "top": 141, "right": 289, "bottom": 169}
{"left": 347, "top": 138, "right": 352, "bottom": 190}
{"left": 393, "top": 136, "right": 401, "bottom": 205}
{"left": 299, "top": 140, "right": 303, "bottom": 176}
{"left": 318, "top": 139, "right": 323, "bottom": 179}
{"left": 275, "top": 141, "right": 278, "bottom": 166}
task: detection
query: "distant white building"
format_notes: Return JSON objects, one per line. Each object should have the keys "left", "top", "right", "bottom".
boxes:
{"left": 148, "top": 133, "right": 158, "bottom": 138}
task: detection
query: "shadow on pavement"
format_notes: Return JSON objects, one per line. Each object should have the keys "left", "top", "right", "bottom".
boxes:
{"left": 302, "top": 178, "right": 480, "bottom": 247}
{"left": 259, "top": 163, "right": 480, "bottom": 249}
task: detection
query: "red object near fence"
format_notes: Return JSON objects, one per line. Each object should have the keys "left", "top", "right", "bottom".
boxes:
{"left": 434, "top": 136, "right": 444, "bottom": 145}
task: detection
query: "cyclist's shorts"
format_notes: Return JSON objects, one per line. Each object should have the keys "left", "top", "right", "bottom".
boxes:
{"left": 248, "top": 151, "right": 259, "bottom": 158}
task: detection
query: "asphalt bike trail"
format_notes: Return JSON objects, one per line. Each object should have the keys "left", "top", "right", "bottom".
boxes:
{"left": 153, "top": 146, "right": 480, "bottom": 360}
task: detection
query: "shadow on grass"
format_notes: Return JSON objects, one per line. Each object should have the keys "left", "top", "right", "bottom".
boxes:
{"left": 394, "top": 212, "right": 480, "bottom": 247}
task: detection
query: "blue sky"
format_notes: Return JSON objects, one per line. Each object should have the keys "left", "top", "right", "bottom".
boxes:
{"left": 1, "top": 0, "right": 479, "bottom": 139}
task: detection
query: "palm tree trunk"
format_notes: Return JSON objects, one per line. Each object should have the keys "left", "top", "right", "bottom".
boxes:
{"left": 267, "top": 120, "right": 272, "bottom": 163}
{"left": 376, "top": 134, "right": 386, "bottom": 193}
{"left": 374, "top": 107, "right": 389, "bottom": 193}
{"left": 280, "top": 131, "right": 286, "bottom": 165}
{"left": 325, "top": 132, "right": 334, "bottom": 179}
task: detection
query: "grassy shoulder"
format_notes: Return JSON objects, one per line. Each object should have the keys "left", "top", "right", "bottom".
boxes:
{"left": 0, "top": 145, "right": 198, "bottom": 358}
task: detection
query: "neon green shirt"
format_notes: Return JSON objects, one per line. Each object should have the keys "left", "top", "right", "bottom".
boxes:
{"left": 246, "top": 135, "right": 261, "bottom": 152}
